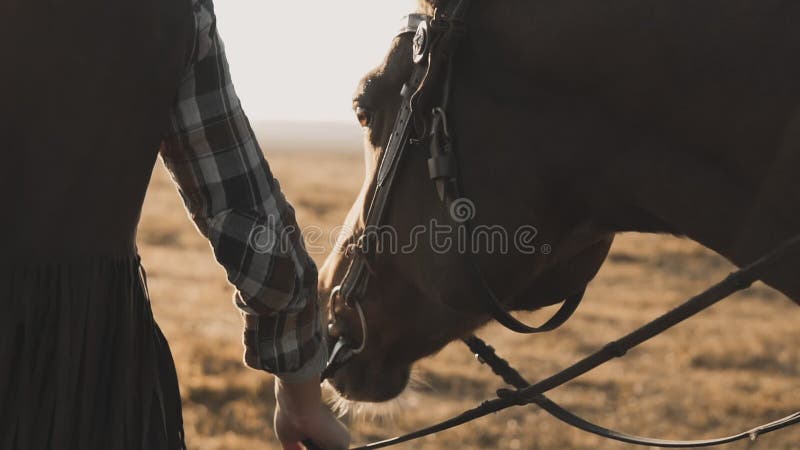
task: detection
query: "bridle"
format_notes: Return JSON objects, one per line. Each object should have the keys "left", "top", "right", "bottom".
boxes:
{"left": 313, "top": 1, "right": 800, "bottom": 448}
{"left": 323, "top": 0, "right": 585, "bottom": 381}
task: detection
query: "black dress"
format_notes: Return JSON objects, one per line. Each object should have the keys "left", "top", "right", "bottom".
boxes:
{"left": 0, "top": 257, "right": 184, "bottom": 450}
{"left": 0, "top": 0, "right": 195, "bottom": 448}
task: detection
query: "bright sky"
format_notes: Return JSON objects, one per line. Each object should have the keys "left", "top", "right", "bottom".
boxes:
{"left": 214, "top": 1, "right": 418, "bottom": 123}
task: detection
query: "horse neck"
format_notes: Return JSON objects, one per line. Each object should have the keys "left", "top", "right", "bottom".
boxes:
{"left": 594, "top": 130, "right": 800, "bottom": 303}
{"left": 449, "top": 0, "right": 800, "bottom": 302}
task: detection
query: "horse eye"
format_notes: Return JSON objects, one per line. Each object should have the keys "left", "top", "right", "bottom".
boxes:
{"left": 355, "top": 107, "right": 372, "bottom": 128}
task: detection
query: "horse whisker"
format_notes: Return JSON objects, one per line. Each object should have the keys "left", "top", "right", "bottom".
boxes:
{"left": 322, "top": 368, "right": 431, "bottom": 422}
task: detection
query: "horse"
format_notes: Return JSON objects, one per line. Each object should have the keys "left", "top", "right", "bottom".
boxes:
{"left": 319, "top": 0, "right": 800, "bottom": 403}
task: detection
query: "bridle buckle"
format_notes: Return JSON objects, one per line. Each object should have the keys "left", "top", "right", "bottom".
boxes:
{"left": 322, "top": 285, "right": 369, "bottom": 380}
{"left": 412, "top": 19, "right": 431, "bottom": 64}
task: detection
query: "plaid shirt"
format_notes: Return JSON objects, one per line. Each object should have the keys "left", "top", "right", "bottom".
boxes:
{"left": 159, "top": 0, "right": 325, "bottom": 382}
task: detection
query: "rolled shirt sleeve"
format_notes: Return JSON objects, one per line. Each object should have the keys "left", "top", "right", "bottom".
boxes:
{"left": 159, "top": 0, "right": 325, "bottom": 382}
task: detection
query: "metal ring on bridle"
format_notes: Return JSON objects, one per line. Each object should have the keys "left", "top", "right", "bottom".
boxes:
{"left": 350, "top": 299, "right": 368, "bottom": 354}
{"left": 328, "top": 285, "right": 368, "bottom": 355}
{"left": 329, "top": 284, "right": 342, "bottom": 305}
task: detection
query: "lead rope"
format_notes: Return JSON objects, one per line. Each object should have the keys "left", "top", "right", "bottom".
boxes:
{"left": 464, "top": 335, "right": 800, "bottom": 448}
{"left": 305, "top": 233, "right": 800, "bottom": 450}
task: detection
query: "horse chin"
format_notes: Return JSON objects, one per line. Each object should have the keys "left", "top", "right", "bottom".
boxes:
{"left": 323, "top": 367, "right": 428, "bottom": 420}
{"left": 327, "top": 363, "right": 414, "bottom": 404}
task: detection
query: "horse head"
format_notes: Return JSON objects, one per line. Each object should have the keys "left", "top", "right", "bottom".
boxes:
{"left": 319, "top": 1, "right": 614, "bottom": 402}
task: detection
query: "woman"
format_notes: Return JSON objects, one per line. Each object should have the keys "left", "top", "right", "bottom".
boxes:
{"left": 0, "top": 0, "right": 348, "bottom": 449}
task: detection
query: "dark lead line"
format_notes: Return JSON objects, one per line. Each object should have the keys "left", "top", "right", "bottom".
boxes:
{"left": 306, "top": 234, "right": 800, "bottom": 450}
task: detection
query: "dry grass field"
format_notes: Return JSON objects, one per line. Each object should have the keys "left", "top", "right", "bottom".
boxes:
{"left": 139, "top": 148, "right": 799, "bottom": 450}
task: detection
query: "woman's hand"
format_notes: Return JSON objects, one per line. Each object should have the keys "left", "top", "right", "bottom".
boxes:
{"left": 274, "top": 377, "right": 350, "bottom": 450}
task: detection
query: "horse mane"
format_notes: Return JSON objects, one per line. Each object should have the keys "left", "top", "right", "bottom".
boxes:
{"left": 416, "top": 0, "right": 438, "bottom": 14}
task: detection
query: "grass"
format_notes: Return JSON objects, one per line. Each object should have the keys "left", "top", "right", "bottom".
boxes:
{"left": 139, "top": 149, "right": 800, "bottom": 450}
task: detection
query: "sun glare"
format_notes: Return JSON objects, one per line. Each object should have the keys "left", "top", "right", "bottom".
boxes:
{"left": 214, "top": 1, "right": 418, "bottom": 123}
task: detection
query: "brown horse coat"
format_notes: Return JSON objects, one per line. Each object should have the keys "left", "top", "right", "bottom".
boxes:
{"left": 322, "top": 0, "right": 800, "bottom": 401}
